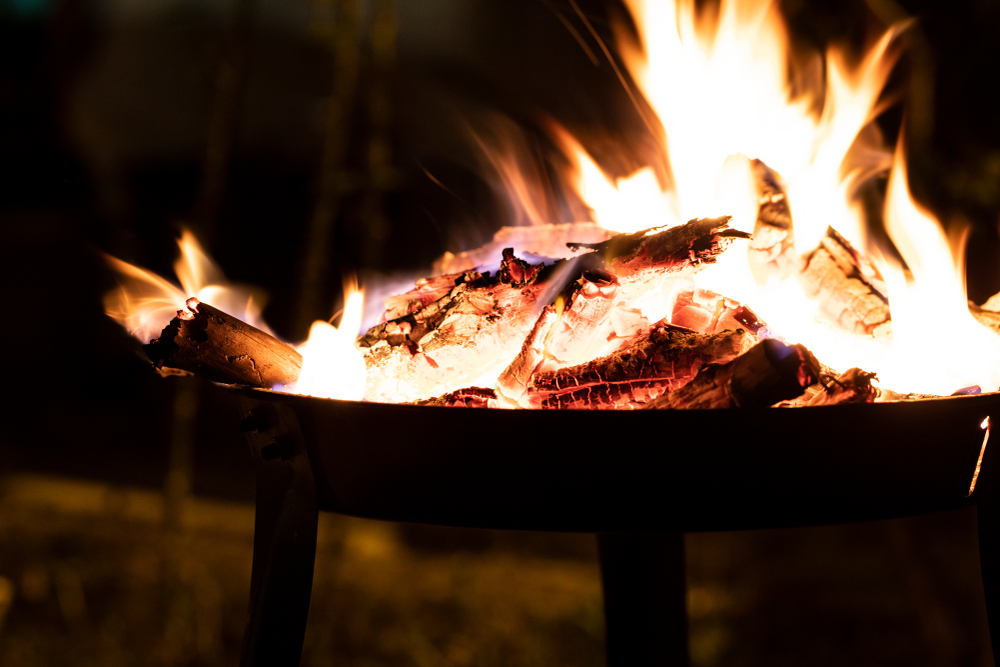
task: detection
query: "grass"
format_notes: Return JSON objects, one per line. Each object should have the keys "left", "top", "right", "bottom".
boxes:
{"left": 0, "top": 473, "right": 993, "bottom": 666}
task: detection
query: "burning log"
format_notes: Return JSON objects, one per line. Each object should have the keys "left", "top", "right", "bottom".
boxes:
{"left": 143, "top": 298, "right": 303, "bottom": 388}
{"left": 535, "top": 268, "right": 623, "bottom": 367}
{"left": 671, "top": 288, "right": 767, "bottom": 336}
{"left": 434, "top": 222, "right": 613, "bottom": 275}
{"left": 504, "top": 222, "right": 758, "bottom": 395}
{"left": 361, "top": 217, "right": 750, "bottom": 403}
{"left": 413, "top": 387, "right": 499, "bottom": 408}
{"left": 643, "top": 339, "right": 820, "bottom": 410}
{"left": 779, "top": 367, "right": 880, "bottom": 407}
{"left": 798, "top": 229, "right": 891, "bottom": 337}
{"left": 805, "top": 368, "right": 880, "bottom": 405}
{"left": 524, "top": 324, "right": 754, "bottom": 410}
{"left": 495, "top": 305, "right": 559, "bottom": 406}
{"left": 382, "top": 273, "right": 465, "bottom": 322}
{"left": 747, "top": 157, "right": 891, "bottom": 337}
{"left": 747, "top": 158, "right": 795, "bottom": 282}
{"left": 564, "top": 216, "right": 751, "bottom": 283}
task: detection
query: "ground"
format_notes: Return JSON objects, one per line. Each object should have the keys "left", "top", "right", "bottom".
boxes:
{"left": 0, "top": 471, "right": 992, "bottom": 667}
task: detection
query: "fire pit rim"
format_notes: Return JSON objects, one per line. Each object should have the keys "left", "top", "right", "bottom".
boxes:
{"left": 233, "top": 386, "right": 999, "bottom": 533}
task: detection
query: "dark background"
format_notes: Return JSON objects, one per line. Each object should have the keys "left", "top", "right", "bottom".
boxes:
{"left": 1, "top": 0, "right": 999, "bottom": 665}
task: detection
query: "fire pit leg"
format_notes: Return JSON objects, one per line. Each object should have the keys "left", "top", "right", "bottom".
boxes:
{"left": 237, "top": 397, "right": 319, "bottom": 667}
{"left": 976, "top": 431, "right": 1000, "bottom": 667}
{"left": 597, "top": 532, "right": 688, "bottom": 667}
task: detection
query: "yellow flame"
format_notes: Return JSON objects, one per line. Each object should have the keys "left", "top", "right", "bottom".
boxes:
{"left": 104, "top": 229, "right": 273, "bottom": 341}
{"left": 546, "top": 0, "right": 1000, "bottom": 395}
{"left": 875, "top": 148, "right": 1000, "bottom": 394}
{"left": 102, "top": 255, "right": 188, "bottom": 343}
{"left": 568, "top": 0, "right": 902, "bottom": 245}
{"left": 294, "top": 282, "right": 367, "bottom": 401}
{"left": 105, "top": 229, "right": 372, "bottom": 399}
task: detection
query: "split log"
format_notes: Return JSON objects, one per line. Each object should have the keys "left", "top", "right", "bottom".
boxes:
{"left": 490, "top": 220, "right": 754, "bottom": 400}
{"left": 495, "top": 305, "right": 559, "bottom": 406}
{"left": 361, "top": 217, "right": 750, "bottom": 403}
{"left": 746, "top": 157, "right": 891, "bottom": 337}
{"left": 413, "top": 387, "right": 499, "bottom": 408}
{"left": 143, "top": 298, "right": 302, "bottom": 388}
{"left": 747, "top": 158, "right": 796, "bottom": 282}
{"left": 536, "top": 268, "right": 622, "bottom": 366}
{"left": 564, "top": 216, "right": 751, "bottom": 282}
{"left": 643, "top": 339, "right": 820, "bottom": 410}
{"left": 671, "top": 288, "right": 767, "bottom": 336}
{"left": 524, "top": 324, "right": 754, "bottom": 410}
{"left": 798, "top": 228, "right": 891, "bottom": 337}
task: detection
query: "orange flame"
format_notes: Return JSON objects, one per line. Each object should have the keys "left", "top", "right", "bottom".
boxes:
{"left": 104, "top": 229, "right": 368, "bottom": 400}
{"left": 875, "top": 147, "right": 1000, "bottom": 394}
{"left": 294, "top": 280, "right": 367, "bottom": 401}
{"left": 529, "top": 0, "right": 997, "bottom": 395}
{"left": 104, "top": 229, "right": 273, "bottom": 341}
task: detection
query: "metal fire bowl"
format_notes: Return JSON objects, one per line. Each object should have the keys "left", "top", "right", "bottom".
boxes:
{"left": 234, "top": 387, "right": 1000, "bottom": 532}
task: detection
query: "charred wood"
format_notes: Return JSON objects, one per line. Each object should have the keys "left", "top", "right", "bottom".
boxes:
{"left": 779, "top": 367, "right": 880, "bottom": 407}
{"left": 671, "top": 288, "right": 767, "bottom": 336}
{"left": 643, "top": 339, "right": 820, "bottom": 410}
{"left": 747, "top": 158, "right": 796, "bottom": 282}
{"left": 747, "top": 158, "right": 891, "bottom": 337}
{"left": 537, "top": 269, "right": 622, "bottom": 367}
{"left": 434, "top": 222, "right": 613, "bottom": 276}
{"left": 565, "top": 216, "right": 751, "bottom": 282}
{"left": 413, "top": 387, "right": 499, "bottom": 408}
{"left": 143, "top": 298, "right": 302, "bottom": 388}
{"left": 362, "top": 217, "right": 749, "bottom": 402}
{"left": 494, "top": 219, "right": 753, "bottom": 396}
{"left": 382, "top": 273, "right": 467, "bottom": 322}
{"left": 798, "top": 229, "right": 891, "bottom": 337}
{"left": 495, "top": 305, "right": 559, "bottom": 406}
{"left": 525, "top": 324, "right": 754, "bottom": 410}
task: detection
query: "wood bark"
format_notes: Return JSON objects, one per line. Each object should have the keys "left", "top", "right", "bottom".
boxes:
{"left": 643, "top": 339, "right": 820, "bottom": 410}
{"left": 144, "top": 298, "right": 302, "bottom": 388}
{"left": 525, "top": 324, "right": 754, "bottom": 410}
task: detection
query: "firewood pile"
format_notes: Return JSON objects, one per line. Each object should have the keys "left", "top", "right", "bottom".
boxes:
{"left": 140, "top": 159, "right": 1000, "bottom": 410}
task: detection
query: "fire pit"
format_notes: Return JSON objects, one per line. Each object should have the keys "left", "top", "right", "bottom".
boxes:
{"left": 232, "top": 386, "right": 1000, "bottom": 666}
{"left": 93, "top": 0, "right": 1000, "bottom": 663}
